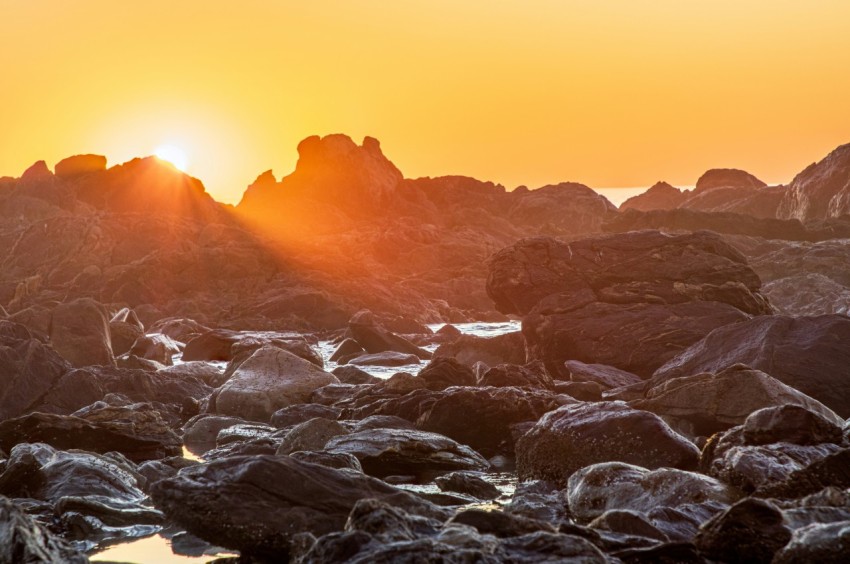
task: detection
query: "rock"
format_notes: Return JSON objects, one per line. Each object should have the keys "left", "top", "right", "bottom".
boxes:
{"left": 634, "top": 364, "right": 843, "bottom": 438}
{"left": 478, "top": 361, "right": 554, "bottom": 390}
{"left": 743, "top": 404, "right": 845, "bottom": 446}
{"left": 352, "top": 415, "right": 415, "bottom": 432}
{"left": 0, "top": 322, "right": 71, "bottom": 419}
{"left": 214, "top": 346, "right": 338, "bottom": 422}
{"left": 276, "top": 418, "right": 350, "bottom": 455}
{"left": 129, "top": 333, "right": 181, "bottom": 366}
{"left": 116, "top": 354, "right": 164, "bottom": 371}
{"left": 329, "top": 338, "right": 365, "bottom": 362}
{"left": 289, "top": 451, "right": 363, "bottom": 471}
{"left": 589, "top": 510, "right": 670, "bottom": 542}
{"left": 695, "top": 168, "right": 767, "bottom": 192}
{"left": 347, "top": 351, "right": 420, "bottom": 367}
{"left": 148, "top": 317, "right": 210, "bottom": 342}
{"left": 312, "top": 383, "right": 363, "bottom": 406}
{"left": 270, "top": 404, "right": 340, "bottom": 427}
{"left": 433, "top": 331, "right": 526, "bottom": 368}
{"left": 763, "top": 273, "right": 850, "bottom": 316}
{"left": 416, "top": 386, "right": 566, "bottom": 457}
{"left": 347, "top": 310, "right": 432, "bottom": 359}
{"left": 54, "top": 154, "right": 107, "bottom": 178}
{"left": 416, "top": 357, "right": 476, "bottom": 390}
{"left": 158, "top": 361, "right": 226, "bottom": 387}
{"left": 0, "top": 495, "right": 88, "bottom": 563}
{"left": 150, "top": 454, "right": 449, "bottom": 559}
{"left": 553, "top": 381, "right": 602, "bottom": 401}
{"left": 109, "top": 310, "right": 145, "bottom": 356}
{"left": 652, "top": 315, "right": 850, "bottom": 418}
{"left": 773, "top": 520, "right": 850, "bottom": 563}
{"left": 49, "top": 298, "right": 115, "bottom": 367}
{"left": 136, "top": 456, "right": 199, "bottom": 492}
{"left": 435, "top": 471, "right": 501, "bottom": 500}
{"left": 516, "top": 402, "right": 700, "bottom": 486}
{"left": 449, "top": 508, "right": 556, "bottom": 537}
{"left": 331, "top": 365, "right": 380, "bottom": 384}
{"left": 182, "top": 415, "right": 247, "bottom": 453}
{"left": 566, "top": 462, "right": 738, "bottom": 523}
{"left": 778, "top": 142, "right": 850, "bottom": 221}
{"left": 694, "top": 498, "right": 791, "bottom": 564}
{"left": 0, "top": 408, "right": 181, "bottom": 463}
{"left": 565, "top": 361, "right": 643, "bottom": 389}
{"left": 758, "top": 448, "right": 850, "bottom": 499}
{"left": 620, "top": 181, "right": 687, "bottom": 211}
{"left": 324, "top": 428, "right": 489, "bottom": 480}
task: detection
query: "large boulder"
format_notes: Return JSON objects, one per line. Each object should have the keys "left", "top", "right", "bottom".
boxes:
{"left": 49, "top": 298, "right": 115, "bottom": 367}
{"left": 487, "top": 231, "right": 771, "bottom": 378}
{"left": 213, "top": 346, "right": 338, "bottom": 422}
{"left": 694, "top": 498, "right": 792, "bottom": 564}
{"left": 347, "top": 310, "right": 431, "bottom": 359}
{"left": 54, "top": 154, "right": 107, "bottom": 178}
{"left": 778, "top": 142, "right": 850, "bottom": 221}
{"left": 516, "top": 402, "right": 700, "bottom": 486}
{"left": 634, "top": 364, "right": 843, "bottom": 438}
{"left": 149, "top": 454, "right": 448, "bottom": 560}
{"left": 0, "top": 496, "right": 88, "bottom": 563}
{"left": 620, "top": 181, "right": 687, "bottom": 211}
{"left": 433, "top": 331, "right": 527, "bottom": 368}
{"left": 652, "top": 315, "right": 850, "bottom": 418}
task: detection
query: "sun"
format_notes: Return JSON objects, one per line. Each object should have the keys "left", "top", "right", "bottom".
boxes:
{"left": 153, "top": 144, "right": 189, "bottom": 172}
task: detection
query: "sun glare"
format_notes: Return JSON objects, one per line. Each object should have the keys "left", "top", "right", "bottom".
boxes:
{"left": 153, "top": 144, "right": 188, "bottom": 172}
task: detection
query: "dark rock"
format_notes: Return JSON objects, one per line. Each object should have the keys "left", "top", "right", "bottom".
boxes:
{"left": 416, "top": 386, "right": 566, "bottom": 457}
{"left": 50, "top": 298, "right": 115, "bottom": 367}
{"left": 348, "top": 310, "right": 431, "bottom": 359}
{"left": 54, "top": 153, "right": 107, "bottom": 178}
{"left": 778, "top": 142, "right": 850, "bottom": 221}
{"left": 565, "top": 360, "right": 643, "bottom": 389}
{"left": 311, "top": 383, "right": 363, "bottom": 406}
{"left": 772, "top": 520, "right": 850, "bottom": 563}
{"left": 270, "top": 403, "right": 340, "bottom": 427}
{"left": 289, "top": 451, "right": 363, "bottom": 471}
{"left": 449, "top": 507, "right": 556, "bottom": 537}
{"left": 276, "top": 418, "right": 349, "bottom": 455}
{"left": 652, "top": 315, "right": 850, "bottom": 418}
{"left": 567, "top": 462, "right": 738, "bottom": 523}
{"left": 478, "top": 361, "right": 554, "bottom": 390}
{"left": 347, "top": 351, "right": 420, "bottom": 367}
{"left": 589, "top": 509, "right": 670, "bottom": 542}
{"left": 416, "top": 357, "right": 476, "bottom": 390}
{"left": 433, "top": 331, "right": 526, "bottom": 367}
{"left": 330, "top": 338, "right": 365, "bottom": 362}
{"left": 553, "top": 381, "right": 602, "bottom": 401}
{"left": 148, "top": 317, "right": 211, "bottom": 342}
{"left": 614, "top": 541, "right": 705, "bottom": 564}
{"left": 324, "top": 428, "right": 489, "bottom": 480}
{"left": 331, "top": 365, "right": 380, "bottom": 384}
{"left": 695, "top": 168, "right": 766, "bottom": 192}
{"left": 743, "top": 404, "right": 845, "bottom": 446}
{"left": 634, "top": 364, "right": 842, "bottom": 438}
{"left": 498, "top": 531, "right": 608, "bottom": 563}
{"left": 182, "top": 415, "right": 247, "bottom": 454}
{"left": 352, "top": 415, "right": 415, "bottom": 432}
{"left": 516, "top": 402, "right": 700, "bottom": 486}
{"left": 694, "top": 497, "right": 791, "bottom": 564}
{"left": 150, "top": 454, "right": 449, "bottom": 559}
{"left": 0, "top": 495, "right": 88, "bottom": 563}
{"left": 129, "top": 333, "right": 181, "bottom": 366}
{"left": 435, "top": 471, "right": 501, "bottom": 500}
{"left": 136, "top": 456, "right": 199, "bottom": 492}
{"left": 758, "top": 448, "right": 850, "bottom": 499}
{"left": 158, "top": 361, "right": 226, "bottom": 388}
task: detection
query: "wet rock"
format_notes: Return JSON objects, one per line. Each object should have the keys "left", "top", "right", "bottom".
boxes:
{"left": 352, "top": 415, "right": 415, "bottom": 432}
{"left": 504, "top": 481, "right": 569, "bottom": 524}
{"left": 416, "top": 357, "right": 476, "bottom": 390}
{"left": 109, "top": 308, "right": 145, "bottom": 356}
{"left": 777, "top": 487, "right": 850, "bottom": 530}
{"left": 565, "top": 360, "right": 643, "bottom": 390}
{"left": 150, "top": 454, "right": 449, "bottom": 559}
{"left": 324, "top": 428, "right": 489, "bottom": 480}
{"left": 416, "top": 386, "right": 566, "bottom": 457}
{"left": 778, "top": 142, "right": 850, "bottom": 220}
{"left": 435, "top": 471, "right": 501, "bottom": 500}
{"left": 348, "top": 310, "right": 431, "bottom": 359}
{"left": 0, "top": 495, "right": 88, "bottom": 563}
{"left": 634, "top": 365, "right": 842, "bottom": 438}
{"left": 694, "top": 497, "right": 791, "bottom": 564}
{"left": 116, "top": 354, "right": 164, "bottom": 371}
{"left": 566, "top": 462, "right": 738, "bottom": 523}
{"left": 743, "top": 404, "right": 845, "bottom": 446}
{"left": 589, "top": 509, "right": 669, "bottom": 542}
{"left": 433, "top": 331, "right": 526, "bottom": 368}
{"left": 311, "top": 383, "right": 363, "bottom": 406}
{"left": 213, "top": 346, "right": 338, "bottom": 422}
{"left": 758, "top": 448, "right": 850, "bottom": 499}
{"left": 0, "top": 409, "right": 180, "bottom": 463}
{"left": 516, "top": 402, "right": 699, "bottom": 486}
{"left": 652, "top": 314, "right": 850, "bottom": 418}
{"left": 270, "top": 403, "right": 340, "bottom": 427}
{"left": 449, "top": 507, "right": 556, "bottom": 537}
{"left": 276, "top": 418, "right": 349, "bottom": 455}
{"left": 331, "top": 365, "right": 380, "bottom": 385}
{"left": 497, "top": 531, "right": 607, "bottom": 563}
{"left": 329, "top": 338, "right": 364, "bottom": 362}
{"left": 148, "top": 317, "right": 211, "bottom": 343}
{"left": 289, "top": 451, "right": 362, "bottom": 471}
{"left": 158, "top": 361, "right": 226, "bottom": 388}
{"left": 50, "top": 298, "right": 115, "bottom": 367}
{"left": 478, "top": 361, "right": 554, "bottom": 390}
{"left": 773, "top": 520, "right": 850, "bottom": 563}
{"left": 129, "top": 333, "right": 181, "bottom": 366}
{"left": 347, "top": 351, "right": 420, "bottom": 367}
{"left": 136, "top": 456, "right": 199, "bottom": 492}
{"left": 182, "top": 414, "right": 247, "bottom": 453}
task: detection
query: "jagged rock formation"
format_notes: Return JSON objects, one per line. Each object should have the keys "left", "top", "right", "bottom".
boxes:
{"left": 779, "top": 143, "right": 850, "bottom": 220}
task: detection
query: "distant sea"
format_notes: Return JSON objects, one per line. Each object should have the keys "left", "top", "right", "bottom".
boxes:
{"left": 592, "top": 187, "right": 649, "bottom": 207}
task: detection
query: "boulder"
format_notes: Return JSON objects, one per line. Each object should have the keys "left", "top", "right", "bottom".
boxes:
{"left": 566, "top": 462, "right": 738, "bottom": 523}
{"left": 332, "top": 365, "right": 380, "bottom": 385}
{"left": 773, "top": 520, "right": 850, "bottom": 563}
{"left": 348, "top": 310, "right": 432, "bottom": 359}
{"left": 778, "top": 142, "right": 850, "bottom": 221}
{"left": 270, "top": 404, "right": 340, "bottom": 428}
{"left": 129, "top": 333, "right": 182, "bottom": 366}
{"left": 329, "top": 338, "right": 365, "bottom": 362}
{"left": 516, "top": 402, "right": 700, "bottom": 486}
{"left": 49, "top": 298, "right": 115, "bottom": 367}
{"left": 620, "top": 181, "right": 687, "bottom": 211}
{"left": 158, "top": 361, "right": 226, "bottom": 388}
{"left": 433, "top": 331, "right": 527, "bottom": 367}
{"left": 109, "top": 308, "right": 145, "bottom": 356}
{"left": 0, "top": 496, "right": 88, "bottom": 563}
{"left": 633, "top": 364, "right": 842, "bottom": 438}
{"left": 276, "top": 418, "right": 349, "bottom": 455}
{"left": 565, "top": 361, "right": 643, "bottom": 390}
{"left": 347, "top": 351, "right": 420, "bottom": 367}
{"left": 149, "top": 454, "right": 449, "bottom": 559}
{"left": 477, "top": 361, "right": 554, "bottom": 390}
{"left": 54, "top": 154, "right": 107, "bottom": 178}
{"left": 324, "top": 428, "right": 489, "bottom": 480}
{"left": 694, "top": 498, "right": 791, "bottom": 564}
{"left": 435, "top": 471, "right": 501, "bottom": 500}
{"left": 416, "top": 357, "right": 476, "bottom": 390}
{"left": 214, "top": 346, "right": 338, "bottom": 422}
{"left": 652, "top": 315, "right": 850, "bottom": 418}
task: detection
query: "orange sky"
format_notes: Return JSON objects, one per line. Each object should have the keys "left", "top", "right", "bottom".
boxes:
{"left": 2, "top": 1, "right": 850, "bottom": 204}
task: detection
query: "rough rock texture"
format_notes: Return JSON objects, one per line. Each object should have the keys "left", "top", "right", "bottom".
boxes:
{"left": 214, "top": 346, "right": 338, "bottom": 422}
{"left": 435, "top": 471, "right": 501, "bottom": 500}
{"left": 773, "top": 520, "right": 850, "bottom": 563}
{"left": 0, "top": 496, "right": 89, "bottom": 563}
{"left": 652, "top": 315, "right": 850, "bottom": 417}
{"left": 416, "top": 357, "right": 476, "bottom": 390}
{"left": 276, "top": 418, "right": 349, "bottom": 455}
{"left": 634, "top": 364, "right": 842, "bottom": 438}
{"left": 565, "top": 361, "right": 643, "bottom": 390}
{"left": 49, "top": 298, "right": 115, "bottom": 367}
{"left": 566, "top": 462, "right": 738, "bottom": 523}
{"left": 150, "top": 454, "right": 448, "bottom": 559}
{"left": 694, "top": 498, "right": 791, "bottom": 564}
{"left": 433, "top": 331, "right": 527, "bottom": 368}
{"left": 54, "top": 153, "right": 107, "bottom": 178}
{"left": 516, "top": 402, "right": 699, "bottom": 486}
{"left": 779, "top": 142, "right": 850, "bottom": 221}
{"left": 620, "top": 181, "right": 686, "bottom": 211}
{"left": 487, "top": 231, "right": 771, "bottom": 378}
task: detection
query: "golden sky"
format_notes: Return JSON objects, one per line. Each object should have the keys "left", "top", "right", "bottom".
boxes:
{"left": 2, "top": 1, "right": 850, "bottom": 204}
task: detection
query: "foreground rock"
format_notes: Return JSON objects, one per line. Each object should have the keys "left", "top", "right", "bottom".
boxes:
{"left": 213, "top": 346, "right": 338, "bottom": 422}
{"left": 49, "top": 298, "right": 115, "bottom": 367}
{"left": 0, "top": 495, "right": 89, "bottom": 563}
{"left": 694, "top": 498, "right": 791, "bottom": 564}
{"left": 652, "top": 314, "right": 850, "bottom": 417}
{"left": 487, "top": 231, "right": 772, "bottom": 377}
{"left": 773, "top": 520, "right": 850, "bottom": 563}
{"left": 516, "top": 402, "right": 699, "bottom": 486}
{"left": 150, "top": 454, "right": 448, "bottom": 559}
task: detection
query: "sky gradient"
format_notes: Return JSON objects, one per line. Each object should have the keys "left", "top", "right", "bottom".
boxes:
{"left": 2, "top": 1, "right": 850, "bottom": 204}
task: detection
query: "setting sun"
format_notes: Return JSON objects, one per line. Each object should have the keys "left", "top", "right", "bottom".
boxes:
{"left": 153, "top": 144, "right": 188, "bottom": 172}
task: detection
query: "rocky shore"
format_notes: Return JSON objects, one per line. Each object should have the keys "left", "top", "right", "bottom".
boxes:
{"left": 2, "top": 137, "right": 850, "bottom": 562}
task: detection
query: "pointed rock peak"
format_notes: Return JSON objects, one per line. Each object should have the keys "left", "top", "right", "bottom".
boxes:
{"left": 647, "top": 181, "right": 682, "bottom": 193}
{"left": 251, "top": 170, "right": 277, "bottom": 186}
{"left": 54, "top": 154, "right": 107, "bottom": 178}
{"left": 21, "top": 160, "right": 53, "bottom": 182}
{"left": 695, "top": 169, "right": 766, "bottom": 192}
